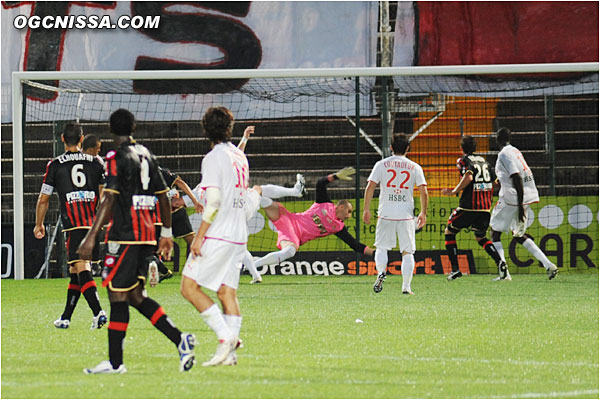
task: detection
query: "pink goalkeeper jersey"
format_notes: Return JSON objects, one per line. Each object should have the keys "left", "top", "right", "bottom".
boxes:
{"left": 291, "top": 202, "right": 345, "bottom": 245}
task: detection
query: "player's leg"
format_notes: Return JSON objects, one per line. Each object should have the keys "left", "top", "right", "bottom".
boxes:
{"left": 217, "top": 279, "right": 242, "bottom": 366}
{"left": 373, "top": 218, "right": 394, "bottom": 293}
{"left": 254, "top": 241, "right": 298, "bottom": 268}
{"left": 515, "top": 233, "right": 558, "bottom": 279}
{"left": 444, "top": 225, "right": 462, "bottom": 280}
{"left": 242, "top": 249, "right": 262, "bottom": 283}
{"left": 401, "top": 251, "right": 416, "bottom": 295}
{"left": 54, "top": 264, "right": 81, "bottom": 328}
{"left": 260, "top": 173, "right": 305, "bottom": 198}
{"left": 399, "top": 219, "right": 417, "bottom": 294}
{"left": 490, "top": 201, "right": 514, "bottom": 281}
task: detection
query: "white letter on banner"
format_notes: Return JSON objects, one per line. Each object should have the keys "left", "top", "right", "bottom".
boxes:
{"left": 295, "top": 261, "right": 312, "bottom": 275}
{"left": 312, "top": 261, "right": 329, "bottom": 276}
{"left": 329, "top": 261, "right": 345, "bottom": 275}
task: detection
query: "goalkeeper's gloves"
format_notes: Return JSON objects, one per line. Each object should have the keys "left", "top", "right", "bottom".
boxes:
{"left": 335, "top": 166, "right": 356, "bottom": 181}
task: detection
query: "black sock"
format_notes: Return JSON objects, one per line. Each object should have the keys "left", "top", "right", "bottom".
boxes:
{"left": 61, "top": 273, "right": 80, "bottom": 320}
{"left": 445, "top": 234, "right": 459, "bottom": 271}
{"left": 479, "top": 237, "right": 502, "bottom": 264}
{"left": 156, "top": 257, "right": 169, "bottom": 275}
{"left": 78, "top": 270, "right": 102, "bottom": 316}
{"left": 108, "top": 301, "right": 129, "bottom": 369}
{"left": 133, "top": 297, "right": 181, "bottom": 345}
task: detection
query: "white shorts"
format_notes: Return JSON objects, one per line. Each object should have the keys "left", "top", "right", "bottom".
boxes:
{"left": 245, "top": 188, "right": 260, "bottom": 221}
{"left": 182, "top": 238, "right": 245, "bottom": 292}
{"left": 490, "top": 199, "right": 530, "bottom": 237}
{"left": 374, "top": 218, "right": 416, "bottom": 254}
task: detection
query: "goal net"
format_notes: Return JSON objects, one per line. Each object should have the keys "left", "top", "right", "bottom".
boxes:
{"left": 9, "top": 64, "right": 599, "bottom": 279}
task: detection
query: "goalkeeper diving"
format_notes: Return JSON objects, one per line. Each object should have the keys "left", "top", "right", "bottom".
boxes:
{"left": 251, "top": 166, "right": 375, "bottom": 277}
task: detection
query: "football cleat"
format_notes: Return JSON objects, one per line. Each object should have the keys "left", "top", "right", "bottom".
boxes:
{"left": 83, "top": 360, "right": 127, "bottom": 374}
{"left": 547, "top": 263, "right": 558, "bottom": 280}
{"left": 249, "top": 277, "right": 262, "bottom": 284}
{"left": 148, "top": 260, "right": 159, "bottom": 288}
{"left": 159, "top": 269, "right": 173, "bottom": 283}
{"left": 202, "top": 337, "right": 237, "bottom": 367}
{"left": 402, "top": 289, "right": 415, "bottom": 295}
{"left": 447, "top": 270, "right": 463, "bottom": 281}
{"left": 90, "top": 310, "right": 107, "bottom": 330}
{"left": 222, "top": 352, "right": 238, "bottom": 366}
{"left": 493, "top": 260, "right": 512, "bottom": 281}
{"left": 54, "top": 318, "right": 70, "bottom": 329}
{"left": 373, "top": 272, "right": 386, "bottom": 293}
{"left": 295, "top": 174, "right": 306, "bottom": 197}
{"left": 178, "top": 333, "right": 196, "bottom": 372}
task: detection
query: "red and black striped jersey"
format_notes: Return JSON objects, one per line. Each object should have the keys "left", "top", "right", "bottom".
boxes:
{"left": 41, "top": 151, "right": 105, "bottom": 231}
{"left": 104, "top": 140, "right": 168, "bottom": 244}
{"left": 456, "top": 154, "right": 496, "bottom": 211}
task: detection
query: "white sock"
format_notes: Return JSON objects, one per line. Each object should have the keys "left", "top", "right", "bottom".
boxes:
{"left": 522, "top": 238, "right": 552, "bottom": 269}
{"left": 223, "top": 314, "right": 242, "bottom": 339}
{"left": 401, "top": 253, "right": 415, "bottom": 292}
{"left": 261, "top": 184, "right": 300, "bottom": 199}
{"left": 242, "top": 250, "right": 261, "bottom": 280}
{"left": 200, "top": 304, "right": 232, "bottom": 341}
{"left": 254, "top": 246, "right": 296, "bottom": 268}
{"left": 374, "top": 249, "right": 388, "bottom": 274}
{"left": 493, "top": 241, "right": 506, "bottom": 262}
{"left": 259, "top": 196, "right": 273, "bottom": 208}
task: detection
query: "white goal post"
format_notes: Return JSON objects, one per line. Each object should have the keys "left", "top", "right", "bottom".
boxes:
{"left": 11, "top": 62, "right": 599, "bottom": 279}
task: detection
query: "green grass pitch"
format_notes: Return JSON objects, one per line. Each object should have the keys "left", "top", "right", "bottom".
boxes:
{"left": 1, "top": 273, "right": 598, "bottom": 399}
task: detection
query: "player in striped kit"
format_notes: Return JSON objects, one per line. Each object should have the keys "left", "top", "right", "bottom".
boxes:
{"left": 490, "top": 128, "right": 558, "bottom": 281}
{"left": 363, "top": 134, "right": 428, "bottom": 295}
{"left": 34, "top": 122, "right": 107, "bottom": 330}
{"left": 441, "top": 135, "right": 504, "bottom": 280}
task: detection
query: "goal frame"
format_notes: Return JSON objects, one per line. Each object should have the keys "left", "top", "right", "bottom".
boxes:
{"left": 11, "top": 62, "right": 598, "bottom": 279}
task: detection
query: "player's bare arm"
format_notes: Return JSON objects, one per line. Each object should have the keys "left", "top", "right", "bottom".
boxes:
{"left": 510, "top": 172, "right": 526, "bottom": 221}
{"left": 441, "top": 172, "right": 473, "bottom": 196}
{"left": 33, "top": 193, "right": 51, "bottom": 239}
{"left": 362, "top": 180, "right": 377, "bottom": 224}
{"left": 78, "top": 191, "right": 116, "bottom": 260}
{"left": 417, "top": 184, "right": 428, "bottom": 229}
{"left": 236, "top": 125, "right": 254, "bottom": 152}
{"left": 174, "top": 177, "right": 202, "bottom": 213}
{"left": 156, "top": 191, "right": 174, "bottom": 261}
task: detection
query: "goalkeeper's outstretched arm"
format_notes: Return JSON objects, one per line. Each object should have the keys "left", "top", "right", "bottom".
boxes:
{"left": 316, "top": 167, "right": 356, "bottom": 204}
{"left": 334, "top": 226, "right": 375, "bottom": 256}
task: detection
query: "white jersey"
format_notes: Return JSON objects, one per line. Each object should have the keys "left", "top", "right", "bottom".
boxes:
{"left": 495, "top": 144, "right": 539, "bottom": 205}
{"left": 200, "top": 142, "right": 249, "bottom": 244}
{"left": 367, "top": 155, "right": 427, "bottom": 220}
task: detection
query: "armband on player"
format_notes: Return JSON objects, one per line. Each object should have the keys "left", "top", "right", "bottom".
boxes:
{"left": 237, "top": 137, "right": 248, "bottom": 148}
{"left": 160, "top": 226, "right": 173, "bottom": 238}
{"left": 202, "top": 187, "right": 221, "bottom": 224}
{"left": 167, "top": 189, "right": 178, "bottom": 199}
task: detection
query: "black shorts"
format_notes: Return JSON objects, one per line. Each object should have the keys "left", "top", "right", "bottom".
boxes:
{"left": 102, "top": 243, "right": 154, "bottom": 291}
{"left": 447, "top": 208, "right": 491, "bottom": 236}
{"left": 66, "top": 229, "right": 99, "bottom": 265}
{"left": 154, "top": 208, "right": 194, "bottom": 242}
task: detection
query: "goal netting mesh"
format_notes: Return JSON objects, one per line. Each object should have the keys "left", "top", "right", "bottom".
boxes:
{"left": 10, "top": 68, "right": 599, "bottom": 277}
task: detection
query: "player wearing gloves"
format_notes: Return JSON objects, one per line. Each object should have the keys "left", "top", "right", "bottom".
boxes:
{"left": 252, "top": 167, "right": 375, "bottom": 274}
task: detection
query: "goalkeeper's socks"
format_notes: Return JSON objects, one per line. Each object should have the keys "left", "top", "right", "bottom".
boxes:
{"left": 444, "top": 234, "right": 459, "bottom": 272}
{"left": 254, "top": 246, "right": 296, "bottom": 268}
{"left": 478, "top": 237, "right": 502, "bottom": 264}
{"left": 261, "top": 184, "right": 299, "bottom": 199}
{"left": 200, "top": 304, "right": 232, "bottom": 341}
{"left": 134, "top": 298, "right": 181, "bottom": 345}
{"left": 78, "top": 270, "right": 102, "bottom": 316}
{"left": 61, "top": 273, "right": 81, "bottom": 320}
{"left": 242, "top": 250, "right": 261, "bottom": 280}
{"left": 522, "top": 238, "right": 552, "bottom": 269}
{"left": 108, "top": 301, "right": 129, "bottom": 369}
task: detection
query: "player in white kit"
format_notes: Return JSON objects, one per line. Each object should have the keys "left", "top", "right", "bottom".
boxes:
{"left": 490, "top": 128, "right": 558, "bottom": 281}
{"left": 363, "top": 134, "right": 428, "bottom": 294}
{"left": 180, "top": 106, "right": 250, "bottom": 367}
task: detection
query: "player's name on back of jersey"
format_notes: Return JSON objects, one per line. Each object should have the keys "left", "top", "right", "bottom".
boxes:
{"left": 57, "top": 152, "right": 95, "bottom": 163}
{"left": 383, "top": 160, "right": 415, "bottom": 170}
{"left": 66, "top": 190, "right": 96, "bottom": 202}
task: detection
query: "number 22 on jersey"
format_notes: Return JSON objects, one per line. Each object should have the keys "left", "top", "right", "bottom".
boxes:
{"left": 386, "top": 169, "right": 411, "bottom": 189}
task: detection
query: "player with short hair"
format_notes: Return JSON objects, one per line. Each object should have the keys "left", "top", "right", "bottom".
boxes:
{"left": 180, "top": 106, "right": 254, "bottom": 367}
{"left": 490, "top": 127, "right": 558, "bottom": 281}
{"left": 252, "top": 167, "right": 375, "bottom": 273}
{"left": 363, "top": 133, "right": 428, "bottom": 294}
{"left": 34, "top": 122, "right": 107, "bottom": 330}
{"left": 78, "top": 108, "right": 196, "bottom": 374}
{"left": 441, "top": 135, "right": 504, "bottom": 280}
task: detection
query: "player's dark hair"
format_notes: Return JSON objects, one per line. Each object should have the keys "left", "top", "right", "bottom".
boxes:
{"left": 391, "top": 134, "right": 410, "bottom": 155}
{"left": 202, "top": 106, "right": 234, "bottom": 143}
{"left": 63, "top": 122, "right": 83, "bottom": 146}
{"left": 496, "top": 127, "right": 511, "bottom": 145}
{"left": 461, "top": 135, "right": 477, "bottom": 154}
{"left": 110, "top": 108, "right": 135, "bottom": 136}
{"left": 82, "top": 134, "right": 100, "bottom": 151}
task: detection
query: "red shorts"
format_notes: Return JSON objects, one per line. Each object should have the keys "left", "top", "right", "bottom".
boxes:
{"left": 272, "top": 204, "right": 301, "bottom": 249}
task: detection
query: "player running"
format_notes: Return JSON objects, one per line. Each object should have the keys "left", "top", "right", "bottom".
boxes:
{"left": 180, "top": 106, "right": 255, "bottom": 367}
{"left": 78, "top": 108, "right": 195, "bottom": 374}
{"left": 441, "top": 135, "right": 504, "bottom": 280}
{"left": 252, "top": 166, "right": 375, "bottom": 273}
{"left": 363, "top": 134, "right": 428, "bottom": 294}
{"left": 490, "top": 128, "right": 558, "bottom": 281}
{"left": 34, "top": 122, "right": 107, "bottom": 330}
